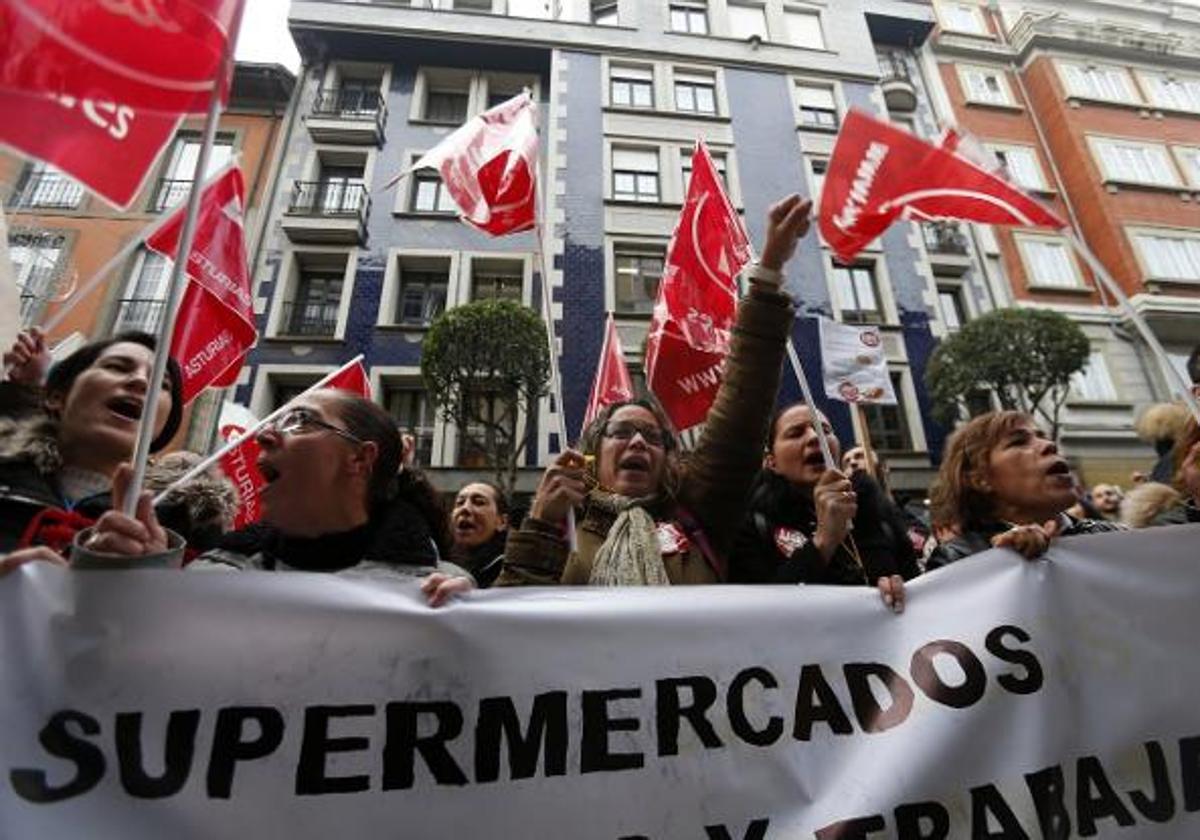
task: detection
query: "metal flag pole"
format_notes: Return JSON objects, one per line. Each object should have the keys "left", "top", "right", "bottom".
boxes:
{"left": 122, "top": 47, "right": 235, "bottom": 516}
{"left": 1067, "top": 232, "right": 1200, "bottom": 424}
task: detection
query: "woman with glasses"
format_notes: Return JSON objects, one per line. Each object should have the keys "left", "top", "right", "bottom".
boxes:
{"left": 423, "top": 194, "right": 811, "bottom": 601}
{"left": 70, "top": 390, "right": 454, "bottom": 581}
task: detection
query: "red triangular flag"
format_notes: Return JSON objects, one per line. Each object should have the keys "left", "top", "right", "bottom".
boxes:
{"left": 582, "top": 313, "right": 634, "bottom": 433}
{"left": 645, "top": 141, "right": 751, "bottom": 431}
{"left": 324, "top": 359, "right": 372, "bottom": 400}
{"left": 820, "top": 109, "right": 1065, "bottom": 263}
{"left": 146, "top": 167, "right": 257, "bottom": 404}
{"left": 400, "top": 92, "right": 538, "bottom": 236}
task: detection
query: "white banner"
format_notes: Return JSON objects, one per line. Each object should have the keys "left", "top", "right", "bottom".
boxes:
{"left": 3, "top": 526, "right": 1199, "bottom": 839}
{"left": 818, "top": 317, "right": 896, "bottom": 405}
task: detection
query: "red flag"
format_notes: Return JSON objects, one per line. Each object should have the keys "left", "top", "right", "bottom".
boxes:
{"left": 324, "top": 359, "right": 372, "bottom": 399}
{"left": 0, "top": 0, "right": 243, "bottom": 114}
{"left": 147, "top": 167, "right": 256, "bottom": 404}
{"left": 819, "top": 109, "right": 1065, "bottom": 263}
{"left": 645, "top": 141, "right": 751, "bottom": 431}
{"left": 400, "top": 92, "right": 538, "bottom": 236}
{"left": 216, "top": 401, "right": 264, "bottom": 530}
{"left": 582, "top": 313, "right": 634, "bottom": 432}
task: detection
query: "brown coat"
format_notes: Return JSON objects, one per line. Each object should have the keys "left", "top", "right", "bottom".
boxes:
{"left": 498, "top": 282, "right": 795, "bottom": 586}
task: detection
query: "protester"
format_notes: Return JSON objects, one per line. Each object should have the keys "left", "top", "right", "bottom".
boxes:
{"left": 146, "top": 451, "right": 238, "bottom": 562}
{"left": 448, "top": 481, "right": 509, "bottom": 587}
{"left": 1089, "top": 483, "right": 1123, "bottom": 522}
{"left": 1124, "top": 417, "right": 1200, "bottom": 527}
{"left": 732, "top": 404, "right": 917, "bottom": 611}
{"left": 1135, "top": 402, "right": 1189, "bottom": 485}
{"left": 926, "top": 411, "right": 1123, "bottom": 568}
{"left": 419, "top": 195, "right": 808, "bottom": 603}
{"left": 71, "top": 391, "right": 458, "bottom": 582}
{"left": 0, "top": 329, "right": 183, "bottom": 561}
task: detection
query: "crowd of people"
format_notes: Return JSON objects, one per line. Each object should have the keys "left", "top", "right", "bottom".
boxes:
{"left": 2, "top": 195, "right": 1198, "bottom": 610}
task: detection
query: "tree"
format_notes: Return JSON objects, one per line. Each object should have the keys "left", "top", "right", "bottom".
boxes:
{"left": 421, "top": 299, "right": 550, "bottom": 494}
{"left": 925, "top": 307, "right": 1090, "bottom": 440}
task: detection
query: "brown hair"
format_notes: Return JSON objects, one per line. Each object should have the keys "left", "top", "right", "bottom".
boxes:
{"left": 930, "top": 410, "right": 1031, "bottom": 532}
{"left": 1171, "top": 416, "right": 1200, "bottom": 495}
{"left": 578, "top": 396, "right": 683, "bottom": 499}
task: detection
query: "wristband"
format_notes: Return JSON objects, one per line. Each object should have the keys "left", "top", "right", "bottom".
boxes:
{"left": 744, "top": 262, "right": 784, "bottom": 288}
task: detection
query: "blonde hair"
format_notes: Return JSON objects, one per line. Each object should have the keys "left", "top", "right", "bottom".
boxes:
{"left": 1135, "top": 403, "right": 1189, "bottom": 444}
{"left": 1119, "top": 482, "right": 1182, "bottom": 529}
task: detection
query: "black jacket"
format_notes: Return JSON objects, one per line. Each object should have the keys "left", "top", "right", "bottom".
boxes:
{"left": 926, "top": 514, "right": 1125, "bottom": 569}
{"left": 451, "top": 529, "right": 507, "bottom": 588}
{"left": 731, "top": 469, "right": 920, "bottom": 585}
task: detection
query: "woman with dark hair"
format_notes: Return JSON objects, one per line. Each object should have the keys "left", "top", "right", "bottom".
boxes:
{"left": 449, "top": 481, "right": 509, "bottom": 587}
{"left": 732, "top": 403, "right": 918, "bottom": 611}
{"left": 926, "top": 410, "right": 1122, "bottom": 568}
{"left": 0, "top": 328, "right": 183, "bottom": 561}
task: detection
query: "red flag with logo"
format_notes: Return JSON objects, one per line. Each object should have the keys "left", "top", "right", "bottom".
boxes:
{"left": 582, "top": 313, "right": 634, "bottom": 432}
{"left": 146, "top": 166, "right": 256, "bottom": 404}
{"left": 396, "top": 92, "right": 538, "bottom": 236}
{"left": 819, "top": 109, "right": 1065, "bottom": 263}
{"left": 645, "top": 141, "right": 751, "bottom": 431}
{"left": 324, "top": 359, "right": 373, "bottom": 399}
{"left": 216, "top": 401, "right": 264, "bottom": 530}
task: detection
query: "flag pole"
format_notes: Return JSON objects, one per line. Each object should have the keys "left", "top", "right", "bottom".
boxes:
{"left": 152, "top": 354, "right": 366, "bottom": 506}
{"left": 855, "top": 403, "right": 877, "bottom": 480}
{"left": 1067, "top": 233, "right": 1200, "bottom": 424}
{"left": 122, "top": 46, "right": 236, "bottom": 516}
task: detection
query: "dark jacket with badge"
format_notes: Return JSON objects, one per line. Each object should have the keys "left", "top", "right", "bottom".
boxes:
{"left": 732, "top": 468, "right": 920, "bottom": 585}
{"left": 926, "top": 514, "right": 1124, "bottom": 569}
{"left": 497, "top": 283, "right": 794, "bottom": 586}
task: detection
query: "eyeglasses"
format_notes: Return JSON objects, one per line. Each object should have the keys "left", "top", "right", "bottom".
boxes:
{"left": 602, "top": 421, "right": 666, "bottom": 447}
{"left": 269, "top": 407, "right": 363, "bottom": 445}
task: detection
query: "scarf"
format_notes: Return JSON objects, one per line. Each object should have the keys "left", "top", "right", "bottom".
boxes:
{"left": 587, "top": 490, "right": 671, "bottom": 587}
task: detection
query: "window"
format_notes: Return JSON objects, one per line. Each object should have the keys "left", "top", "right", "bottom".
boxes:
{"left": 670, "top": 1, "right": 707, "bottom": 34}
{"left": 396, "top": 258, "right": 450, "bottom": 325}
{"left": 507, "top": 0, "right": 551, "bottom": 18}
{"left": 808, "top": 158, "right": 828, "bottom": 209}
{"left": 1059, "top": 63, "right": 1136, "bottom": 103}
{"left": 938, "top": 286, "right": 967, "bottom": 331}
{"left": 155, "top": 136, "right": 234, "bottom": 211}
{"left": 457, "top": 388, "right": 511, "bottom": 468}
{"left": 285, "top": 271, "right": 342, "bottom": 337}
{"left": 832, "top": 263, "right": 882, "bottom": 324}
{"left": 8, "top": 231, "right": 66, "bottom": 323}
{"left": 470, "top": 258, "right": 524, "bottom": 302}
{"left": 115, "top": 251, "right": 171, "bottom": 332}
{"left": 612, "top": 148, "right": 660, "bottom": 202}
{"left": 937, "top": 1, "right": 985, "bottom": 34}
{"left": 271, "top": 381, "right": 314, "bottom": 412}
{"left": 1071, "top": 351, "right": 1118, "bottom": 402}
{"left": 681, "top": 149, "right": 727, "bottom": 191}
{"left": 329, "top": 75, "right": 384, "bottom": 115}
{"left": 860, "top": 373, "right": 912, "bottom": 451}
{"left": 796, "top": 83, "right": 838, "bottom": 129}
{"left": 674, "top": 70, "right": 716, "bottom": 114}
{"left": 1092, "top": 138, "right": 1179, "bottom": 187}
{"left": 1018, "top": 237, "right": 1082, "bottom": 289}
{"left": 291, "top": 160, "right": 367, "bottom": 215}
{"left": 990, "top": 145, "right": 1047, "bottom": 191}
{"left": 784, "top": 9, "right": 824, "bottom": 49}
{"left": 1173, "top": 146, "right": 1200, "bottom": 188}
{"left": 412, "top": 168, "right": 458, "bottom": 213}
{"left": 614, "top": 245, "right": 665, "bottom": 314}
{"left": 959, "top": 66, "right": 1011, "bottom": 106}
{"left": 591, "top": 0, "right": 619, "bottom": 25}
{"left": 1134, "top": 232, "right": 1200, "bottom": 282}
{"left": 385, "top": 385, "right": 435, "bottom": 467}
{"left": 728, "top": 3, "right": 767, "bottom": 40}
{"left": 423, "top": 75, "right": 470, "bottom": 123}
{"left": 1141, "top": 73, "right": 1200, "bottom": 113}
{"left": 11, "top": 164, "right": 83, "bottom": 210}
{"left": 610, "top": 65, "right": 654, "bottom": 108}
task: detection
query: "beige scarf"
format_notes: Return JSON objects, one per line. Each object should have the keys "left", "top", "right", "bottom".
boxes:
{"left": 587, "top": 491, "right": 671, "bottom": 586}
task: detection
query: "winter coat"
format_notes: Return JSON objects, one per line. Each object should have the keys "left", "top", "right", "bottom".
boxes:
{"left": 497, "top": 282, "right": 794, "bottom": 586}
{"left": 732, "top": 469, "right": 921, "bottom": 585}
{"left": 451, "top": 529, "right": 508, "bottom": 588}
{"left": 926, "top": 514, "right": 1124, "bottom": 569}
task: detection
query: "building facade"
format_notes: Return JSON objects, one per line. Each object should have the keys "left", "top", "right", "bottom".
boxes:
{"left": 927, "top": 0, "right": 1200, "bottom": 484}
{"left": 3, "top": 62, "right": 296, "bottom": 448}
{"left": 247, "top": 0, "right": 993, "bottom": 497}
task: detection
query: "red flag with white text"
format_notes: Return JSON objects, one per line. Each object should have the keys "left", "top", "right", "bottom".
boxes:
{"left": 324, "top": 359, "right": 373, "bottom": 399}
{"left": 819, "top": 109, "right": 1065, "bottom": 263}
{"left": 399, "top": 92, "right": 538, "bottom": 236}
{"left": 146, "top": 166, "right": 256, "bottom": 404}
{"left": 582, "top": 313, "right": 635, "bottom": 433}
{"left": 645, "top": 141, "right": 751, "bottom": 431}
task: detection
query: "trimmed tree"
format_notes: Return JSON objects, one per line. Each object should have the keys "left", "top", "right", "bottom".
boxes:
{"left": 925, "top": 307, "right": 1090, "bottom": 440}
{"left": 421, "top": 299, "right": 550, "bottom": 494}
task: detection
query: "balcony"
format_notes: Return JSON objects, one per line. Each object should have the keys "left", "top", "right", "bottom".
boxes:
{"left": 879, "top": 54, "right": 918, "bottom": 113}
{"left": 305, "top": 88, "right": 386, "bottom": 145}
{"left": 151, "top": 178, "right": 193, "bottom": 213}
{"left": 280, "top": 301, "right": 338, "bottom": 338}
{"left": 8, "top": 172, "right": 84, "bottom": 210}
{"left": 922, "top": 221, "right": 972, "bottom": 275}
{"left": 114, "top": 298, "right": 167, "bottom": 333}
{"left": 281, "top": 181, "right": 370, "bottom": 244}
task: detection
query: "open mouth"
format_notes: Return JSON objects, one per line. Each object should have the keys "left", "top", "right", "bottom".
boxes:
{"left": 618, "top": 455, "right": 650, "bottom": 473}
{"left": 454, "top": 516, "right": 476, "bottom": 534}
{"left": 803, "top": 450, "right": 825, "bottom": 468}
{"left": 257, "top": 459, "right": 281, "bottom": 484}
{"left": 1045, "top": 460, "right": 1071, "bottom": 479}
{"left": 106, "top": 395, "right": 143, "bottom": 422}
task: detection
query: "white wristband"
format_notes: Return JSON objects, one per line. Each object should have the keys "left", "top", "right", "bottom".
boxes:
{"left": 744, "top": 262, "right": 783, "bottom": 288}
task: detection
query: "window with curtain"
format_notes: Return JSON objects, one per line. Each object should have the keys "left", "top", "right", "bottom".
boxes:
{"left": 728, "top": 3, "right": 767, "bottom": 40}
{"left": 991, "top": 146, "right": 1047, "bottom": 191}
{"left": 1135, "top": 234, "right": 1200, "bottom": 281}
{"left": 832, "top": 264, "right": 883, "bottom": 324}
{"left": 796, "top": 83, "right": 838, "bottom": 128}
{"left": 674, "top": 71, "right": 716, "bottom": 114}
{"left": 784, "top": 9, "right": 824, "bottom": 49}
{"left": 1093, "top": 139, "right": 1178, "bottom": 186}
{"left": 1060, "top": 63, "right": 1135, "bottom": 102}
{"left": 669, "top": 1, "right": 708, "bottom": 34}
{"left": 1141, "top": 73, "right": 1200, "bottom": 112}
{"left": 612, "top": 148, "right": 660, "bottom": 202}
{"left": 1019, "top": 238, "right": 1081, "bottom": 288}
{"left": 610, "top": 65, "right": 654, "bottom": 108}
{"left": 960, "top": 66, "right": 1010, "bottom": 105}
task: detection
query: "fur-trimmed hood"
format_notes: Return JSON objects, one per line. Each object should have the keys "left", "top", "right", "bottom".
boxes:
{"left": 0, "top": 413, "right": 62, "bottom": 475}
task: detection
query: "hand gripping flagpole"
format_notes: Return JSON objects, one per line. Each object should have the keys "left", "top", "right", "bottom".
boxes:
{"left": 123, "top": 46, "right": 237, "bottom": 516}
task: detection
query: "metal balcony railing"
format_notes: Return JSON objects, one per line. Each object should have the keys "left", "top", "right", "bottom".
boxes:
{"left": 152, "top": 179, "right": 194, "bottom": 212}
{"left": 281, "top": 301, "right": 338, "bottom": 337}
{"left": 878, "top": 53, "right": 912, "bottom": 84}
{"left": 287, "top": 181, "right": 370, "bottom": 217}
{"left": 9, "top": 172, "right": 84, "bottom": 209}
{"left": 923, "top": 221, "right": 970, "bottom": 256}
{"left": 114, "top": 298, "right": 167, "bottom": 333}
{"left": 311, "top": 88, "right": 387, "bottom": 126}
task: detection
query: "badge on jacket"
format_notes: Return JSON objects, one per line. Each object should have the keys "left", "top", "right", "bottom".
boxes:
{"left": 655, "top": 522, "right": 690, "bottom": 555}
{"left": 774, "top": 526, "right": 808, "bottom": 558}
